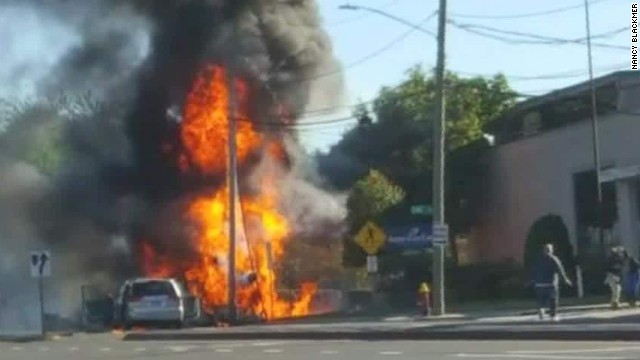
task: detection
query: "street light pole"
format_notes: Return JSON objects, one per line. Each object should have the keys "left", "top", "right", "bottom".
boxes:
{"left": 583, "top": 0, "right": 604, "bottom": 256}
{"left": 432, "top": 0, "right": 448, "bottom": 316}
{"left": 227, "top": 68, "right": 238, "bottom": 324}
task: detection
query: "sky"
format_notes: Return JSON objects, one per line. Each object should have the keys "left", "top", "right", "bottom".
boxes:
{"left": 300, "top": 0, "right": 630, "bottom": 152}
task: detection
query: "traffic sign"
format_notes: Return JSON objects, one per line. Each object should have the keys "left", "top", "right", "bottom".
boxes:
{"left": 366, "top": 255, "right": 378, "bottom": 273}
{"left": 354, "top": 221, "right": 387, "bottom": 255}
{"left": 30, "top": 251, "right": 51, "bottom": 278}
{"left": 431, "top": 223, "right": 449, "bottom": 246}
{"left": 386, "top": 224, "right": 431, "bottom": 249}
{"left": 411, "top": 205, "right": 432, "bottom": 215}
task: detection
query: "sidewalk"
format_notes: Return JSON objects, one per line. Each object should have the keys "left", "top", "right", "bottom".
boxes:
{"left": 123, "top": 306, "right": 640, "bottom": 342}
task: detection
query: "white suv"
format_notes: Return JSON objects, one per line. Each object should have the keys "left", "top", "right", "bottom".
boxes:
{"left": 116, "top": 278, "right": 186, "bottom": 329}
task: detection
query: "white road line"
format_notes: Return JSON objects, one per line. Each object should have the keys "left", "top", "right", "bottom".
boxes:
{"left": 509, "top": 346, "right": 640, "bottom": 354}
{"left": 11, "top": 346, "right": 23, "bottom": 351}
{"left": 134, "top": 347, "right": 147, "bottom": 352}
{"left": 321, "top": 350, "right": 339, "bottom": 354}
{"left": 166, "top": 345, "right": 194, "bottom": 353}
{"left": 99, "top": 347, "right": 112, "bottom": 352}
{"left": 455, "top": 354, "right": 631, "bottom": 359}
{"left": 216, "top": 349, "right": 234, "bottom": 353}
{"left": 208, "top": 343, "right": 246, "bottom": 349}
{"left": 264, "top": 349, "right": 284, "bottom": 353}
{"left": 253, "top": 341, "right": 284, "bottom": 347}
{"left": 68, "top": 347, "right": 79, "bottom": 352}
{"left": 379, "top": 351, "right": 403, "bottom": 356}
{"left": 38, "top": 347, "right": 50, "bottom": 351}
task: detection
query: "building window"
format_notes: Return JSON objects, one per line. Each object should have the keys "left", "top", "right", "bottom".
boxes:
{"left": 573, "top": 170, "right": 618, "bottom": 254}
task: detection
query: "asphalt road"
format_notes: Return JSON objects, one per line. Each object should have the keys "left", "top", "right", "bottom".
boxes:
{"left": 2, "top": 334, "right": 640, "bottom": 360}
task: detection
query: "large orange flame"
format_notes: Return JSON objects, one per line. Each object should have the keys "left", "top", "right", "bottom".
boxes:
{"left": 141, "top": 65, "right": 316, "bottom": 320}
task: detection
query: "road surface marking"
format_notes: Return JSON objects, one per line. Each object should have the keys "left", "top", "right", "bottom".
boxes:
{"left": 38, "top": 347, "right": 49, "bottom": 351}
{"left": 456, "top": 354, "right": 630, "bottom": 359}
{"left": 264, "top": 349, "right": 284, "bottom": 353}
{"left": 68, "top": 347, "right": 79, "bottom": 352}
{"left": 99, "top": 347, "right": 112, "bottom": 352}
{"left": 11, "top": 346, "right": 23, "bottom": 351}
{"left": 216, "top": 349, "right": 233, "bottom": 353}
{"left": 134, "top": 347, "right": 147, "bottom": 352}
{"left": 321, "top": 350, "right": 339, "bottom": 354}
{"left": 166, "top": 345, "right": 193, "bottom": 353}
{"left": 253, "top": 341, "right": 283, "bottom": 347}
{"left": 380, "top": 351, "right": 403, "bottom": 356}
{"left": 509, "top": 346, "right": 640, "bottom": 354}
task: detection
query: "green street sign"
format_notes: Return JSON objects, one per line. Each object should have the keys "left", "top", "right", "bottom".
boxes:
{"left": 411, "top": 205, "right": 432, "bottom": 215}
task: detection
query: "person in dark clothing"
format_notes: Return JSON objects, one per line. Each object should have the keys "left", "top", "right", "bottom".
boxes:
{"left": 605, "top": 246, "right": 625, "bottom": 309}
{"left": 621, "top": 250, "right": 640, "bottom": 307}
{"left": 531, "top": 244, "right": 572, "bottom": 321}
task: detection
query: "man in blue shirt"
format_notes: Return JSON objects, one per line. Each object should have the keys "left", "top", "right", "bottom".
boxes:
{"left": 532, "top": 244, "right": 572, "bottom": 321}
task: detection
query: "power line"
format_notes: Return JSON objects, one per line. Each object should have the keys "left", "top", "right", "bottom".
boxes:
{"left": 249, "top": 115, "right": 357, "bottom": 128}
{"left": 450, "top": 0, "right": 612, "bottom": 20}
{"left": 449, "top": 20, "right": 627, "bottom": 50}
{"left": 456, "top": 62, "right": 628, "bottom": 81}
{"left": 253, "top": 75, "right": 639, "bottom": 129}
{"left": 459, "top": 23, "right": 627, "bottom": 44}
{"left": 292, "top": 62, "right": 629, "bottom": 119}
{"left": 278, "top": 12, "right": 620, "bottom": 103}
{"left": 275, "top": 11, "right": 437, "bottom": 89}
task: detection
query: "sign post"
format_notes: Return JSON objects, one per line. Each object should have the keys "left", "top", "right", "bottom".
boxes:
{"left": 366, "top": 255, "right": 378, "bottom": 273}
{"left": 354, "top": 222, "right": 387, "bottom": 293}
{"left": 30, "top": 251, "right": 51, "bottom": 337}
{"left": 431, "top": 224, "right": 449, "bottom": 246}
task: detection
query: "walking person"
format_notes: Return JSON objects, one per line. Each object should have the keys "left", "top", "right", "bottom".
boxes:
{"left": 604, "top": 246, "right": 624, "bottom": 309}
{"left": 531, "top": 243, "right": 572, "bottom": 322}
{"left": 621, "top": 250, "right": 640, "bottom": 307}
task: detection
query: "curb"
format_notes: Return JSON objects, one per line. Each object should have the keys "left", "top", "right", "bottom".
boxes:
{"left": 518, "top": 305, "right": 611, "bottom": 316}
{"left": 122, "top": 329, "right": 640, "bottom": 342}
{"left": 0, "top": 335, "right": 45, "bottom": 343}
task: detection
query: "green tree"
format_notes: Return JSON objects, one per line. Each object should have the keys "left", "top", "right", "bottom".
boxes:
{"left": 343, "top": 169, "right": 405, "bottom": 267}
{"left": 0, "top": 93, "right": 106, "bottom": 176}
{"left": 0, "top": 100, "right": 65, "bottom": 175}
{"left": 317, "top": 66, "right": 517, "bottom": 241}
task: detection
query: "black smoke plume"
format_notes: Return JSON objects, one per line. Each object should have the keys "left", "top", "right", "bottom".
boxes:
{"left": 0, "top": 0, "right": 345, "bottom": 317}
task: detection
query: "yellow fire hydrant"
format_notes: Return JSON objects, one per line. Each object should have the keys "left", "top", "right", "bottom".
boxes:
{"left": 417, "top": 282, "right": 431, "bottom": 316}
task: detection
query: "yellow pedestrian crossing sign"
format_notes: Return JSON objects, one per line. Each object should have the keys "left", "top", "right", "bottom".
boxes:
{"left": 355, "top": 221, "right": 387, "bottom": 255}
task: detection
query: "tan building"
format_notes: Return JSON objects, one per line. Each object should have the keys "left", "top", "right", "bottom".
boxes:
{"left": 472, "top": 71, "right": 640, "bottom": 263}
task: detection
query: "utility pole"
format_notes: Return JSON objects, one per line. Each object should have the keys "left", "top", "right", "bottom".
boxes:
{"left": 583, "top": 0, "right": 604, "bottom": 255}
{"left": 227, "top": 68, "right": 238, "bottom": 324}
{"left": 432, "top": 0, "right": 447, "bottom": 316}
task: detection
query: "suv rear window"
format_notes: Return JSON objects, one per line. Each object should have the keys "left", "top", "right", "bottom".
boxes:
{"left": 131, "top": 281, "right": 176, "bottom": 297}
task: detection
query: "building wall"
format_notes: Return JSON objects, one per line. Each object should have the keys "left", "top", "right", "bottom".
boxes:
{"left": 474, "top": 113, "right": 640, "bottom": 263}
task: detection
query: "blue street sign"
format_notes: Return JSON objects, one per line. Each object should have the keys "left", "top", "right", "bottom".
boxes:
{"left": 384, "top": 224, "right": 433, "bottom": 250}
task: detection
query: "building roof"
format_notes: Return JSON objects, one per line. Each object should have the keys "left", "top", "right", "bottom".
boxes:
{"left": 487, "top": 70, "right": 640, "bottom": 144}
{"left": 520, "top": 71, "right": 637, "bottom": 110}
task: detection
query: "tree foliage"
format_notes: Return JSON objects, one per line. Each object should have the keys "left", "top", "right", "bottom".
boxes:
{"left": 0, "top": 93, "right": 107, "bottom": 176}
{"left": 317, "top": 66, "right": 517, "bottom": 249}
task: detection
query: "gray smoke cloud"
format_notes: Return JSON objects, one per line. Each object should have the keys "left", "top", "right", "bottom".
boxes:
{"left": 0, "top": 0, "right": 150, "bottom": 101}
{"left": 0, "top": 0, "right": 345, "bottom": 326}
{"left": 220, "top": 0, "right": 343, "bottom": 116}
